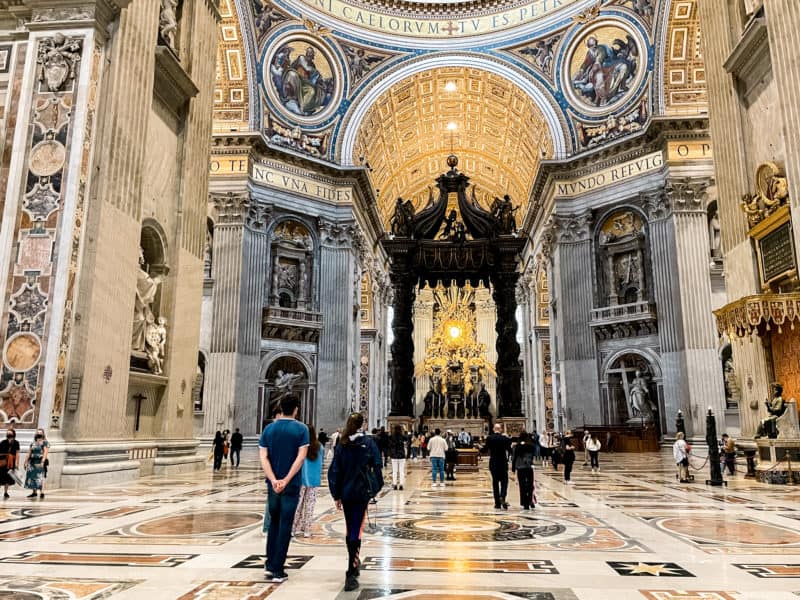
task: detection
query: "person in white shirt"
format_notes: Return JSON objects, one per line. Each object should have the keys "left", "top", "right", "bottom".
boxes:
{"left": 582, "top": 431, "right": 591, "bottom": 466}
{"left": 585, "top": 433, "right": 602, "bottom": 473}
{"left": 427, "top": 429, "right": 448, "bottom": 487}
{"left": 673, "top": 432, "right": 690, "bottom": 483}
{"left": 458, "top": 428, "right": 472, "bottom": 447}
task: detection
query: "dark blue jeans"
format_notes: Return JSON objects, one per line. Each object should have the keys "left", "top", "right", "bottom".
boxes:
{"left": 266, "top": 487, "right": 300, "bottom": 574}
{"left": 431, "top": 457, "right": 445, "bottom": 482}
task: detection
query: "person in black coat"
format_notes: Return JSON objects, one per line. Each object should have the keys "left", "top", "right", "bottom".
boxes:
{"left": 483, "top": 423, "right": 512, "bottom": 509}
{"left": 511, "top": 431, "right": 536, "bottom": 510}
{"left": 212, "top": 431, "right": 225, "bottom": 471}
{"left": 328, "top": 413, "right": 383, "bottom": 592}
{"left": 0, "top": 428, "right": 20, "bottom": 499}
{"left": 230, "top": 428, "right": 243, "bottom": 468}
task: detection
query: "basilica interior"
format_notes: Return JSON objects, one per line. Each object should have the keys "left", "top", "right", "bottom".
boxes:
{"left": 1, "top": 0, "right": 800, "bottom": 597}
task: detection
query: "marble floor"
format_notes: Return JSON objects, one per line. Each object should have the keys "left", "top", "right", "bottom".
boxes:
{"left": 1, "top": 450, "right": 799, "bottom": 599}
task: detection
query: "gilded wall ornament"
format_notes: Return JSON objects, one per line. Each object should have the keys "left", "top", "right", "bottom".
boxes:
{"left": 37, "top": 34, "right": 82, "bottom": 93}
{"left": 740, "top": 162, "right": 789, "bottom": 228}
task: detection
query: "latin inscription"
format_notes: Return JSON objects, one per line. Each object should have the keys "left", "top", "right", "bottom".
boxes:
{"left": 667, "top": 140, "right": 713, "bottom": 162}
{"left": 299, "top": 0, "right": 577, "bottom": 38}
{"left": 251, "top": 163, "right": 353, "bottom": 203}
{"left": 556, "top": 152, "right": 664, "bottom": 198}
{"left": 760, "top": 222, "right": 796, "bottom": 283}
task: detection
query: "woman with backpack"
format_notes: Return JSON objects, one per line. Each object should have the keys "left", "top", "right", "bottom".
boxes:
{"left": 328, "top": 412, "right": 384, "bottom": 592}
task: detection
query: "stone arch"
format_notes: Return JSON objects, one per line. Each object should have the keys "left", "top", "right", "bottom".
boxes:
{"left": 258, "top": 350, "right": 316, "bottom": 425}
{"left": 337, "top": 52, "right": 569, "bottom": 165}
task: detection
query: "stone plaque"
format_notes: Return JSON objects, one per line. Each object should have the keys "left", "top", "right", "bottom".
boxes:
{"left": 15, "top": 234, "right": 52, "bottom": 276}
{"left": 759, "top": 221, "right": 796, "bottom": 284}
{"left": 28, "top": 139, "right": 66, "bottom": 177}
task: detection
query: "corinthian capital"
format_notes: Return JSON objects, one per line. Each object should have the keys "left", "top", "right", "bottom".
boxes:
{"left": 318, "top": 218, "right": 355, "bottom": 248}
{"left": 210, "top": 192, "right": 249, "bottom": 225}
{"left": 642, "top": 190, "right": 670, "bottom": 220}
{"left": 667, "top": 177, "right": 713, "bottom": 213}
{"left": 553, "top": 211, "right": 592, "bottom": 243}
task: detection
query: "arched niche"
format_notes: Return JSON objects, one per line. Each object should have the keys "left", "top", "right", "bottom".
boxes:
{"left": 258, "top": 351, "right": 317, "bottom": 428}
{"left": 193, "top": 351, "right": 207, "bottom": 413}
{"left": 600, "top": 349, "right": 663, "bottom": 435}
{"left": 269, "top": 219, "right": 314, "bottom": 310}
{"left": 131, "top": 219, "right": 170, "bottom": 363}
{"left": 594, "top": 208, "right": 651, "bottom": 307}
{"left": 204, "top": 217, "right": 214, "bottom": 279}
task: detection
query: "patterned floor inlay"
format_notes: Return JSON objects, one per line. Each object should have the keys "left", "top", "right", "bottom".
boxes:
{"left": 0, "top": 506, "right": 67, "bottom": 523}
{"left": 83, "top": 506, "right": 155, "bottom": 518}
{"left": 639, "top": 514, "right": 800, "bottom": 554}
{"left": 733, "top": 563, "right": 800, "bottom": 578}
{"left": 360, "top": 556, "right": 558, "bottom": 574}
{"left": 69, "top": 509, "right": 262, "bottom": 545}
{"left": 176, "top": 580, "right": 278, "bottom": 600}
{"left": 0, "top": 551, "right": 197, "bottom": 567}
{"left": 608, "top": 561, "right": 694, "bottom": 577}
{"left": 638, "top": 592, "right": 738, "bottom": 600}
{"left": 232, "top": 554, "right": 312, "bottom": 569}
{"left": 0, "top": 576, "right": 141, "bottom": 599}
{"left": 340, "top": 587, "right": 579, "bottom": 600}
{"left": 0, "top": 522, "right": 82, "bottom": 541}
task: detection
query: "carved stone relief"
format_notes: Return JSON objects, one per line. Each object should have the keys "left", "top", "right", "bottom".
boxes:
{"left": 37, "top": 34, "right": 82, "bottom": 93}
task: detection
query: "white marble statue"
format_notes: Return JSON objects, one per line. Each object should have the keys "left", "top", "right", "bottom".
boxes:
{"left": 145, "top": 316, "right": 167, "bottom": 375}
{"left": 159, "top": 0, "right": 179, "bottom": 49}
{"left": 709, "top": 211, "right": 722, "bottom": 258}
{"left": 629, "top": 370, "right": 655, "bottom": 421}
{"left": 274, "top": 370, "right": 303, "bottom": 393}
{"left": 132, "top": 249, "right": 163, "bottom": 352}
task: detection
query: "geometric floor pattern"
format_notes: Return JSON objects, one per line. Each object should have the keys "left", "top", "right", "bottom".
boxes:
{"left": 0, "top": 450, "right": 799, "bottom": 598}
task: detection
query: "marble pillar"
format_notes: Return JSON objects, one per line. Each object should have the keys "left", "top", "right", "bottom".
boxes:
{"left": 233, "top": 203, "right": 272, "bottom": 435}
{"left": 552, "top": 212, "right": 599, "bottom": 426}
{"left": 204, "top": 192, "right": 248, "bottom": 435}
{"left": 317, "top": 219, "right": 359, "bottom": 430}
{"left": 474, "top": 287, "right": 497, "bottom": 406}
{"left": 763, "top": 1, "right": 800, "bottom": 280}
{"left": 412, "top": 287, "right": 434, "bottom": 414}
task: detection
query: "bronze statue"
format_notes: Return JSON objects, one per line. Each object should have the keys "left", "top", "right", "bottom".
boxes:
{"left": 490, "top": 194, "right": 518, "bottom": 234}
{"left": 755, "top": 383, "right": 787, "bottom": 439}
{"left": 390, "top": 197, "right": 416, "bottom": 237}
{"left": 478, "top": 383, "right": 491, "bottom": 418}
{"left": 423, "top": 386, "right": 434, "bottom": 417}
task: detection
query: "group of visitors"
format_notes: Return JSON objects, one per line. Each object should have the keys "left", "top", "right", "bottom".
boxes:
{"left": 258, "top": 396, "right": 383, "bottom": 592}
{"left": 211, "top": 428, "right": 244, "bottom": 470}
{"left": 672, "top": 431, "right": 739, "bottom": 483}
{"left": 0, "top": 427, "right": 50, "bottom": 499}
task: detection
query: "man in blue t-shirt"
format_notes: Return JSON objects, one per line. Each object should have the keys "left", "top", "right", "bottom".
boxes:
{"left": 259, "top": 395, "right": 309, "bottom": 582}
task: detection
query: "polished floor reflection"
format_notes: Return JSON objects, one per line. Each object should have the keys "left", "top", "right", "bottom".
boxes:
{"left": 0, "top": 451, "right": 799, "bottom": 598}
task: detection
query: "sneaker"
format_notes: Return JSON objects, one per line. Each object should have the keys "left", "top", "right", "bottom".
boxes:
{"left": 39, "top": 493, "right": 44, "bottom": 499}
{"left": 271, "top": 573, "right": 288, "bottom": 583}
{"left": 344, "top": 574, "right": 359, "bottom": 591}
{"left": 393, "top": 484, "right": 397, "bottom": 490}
{"left": 399, "top": 485, "right": 403, "bottom": 490}
{"left": 2, "top": 493, "right": 8, "bottom": 499}
{"left": 27, "top": 492, "right": 37, "bottom": 499}
{"left": 502, "top": 502, "right": 509, "bottom": 509}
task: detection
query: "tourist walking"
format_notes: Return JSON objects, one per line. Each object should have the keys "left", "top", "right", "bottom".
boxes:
{"left": 24, "top": 431, "right": 47, "bottom": 499}
{"left": 410, "top": 434, "right": 420, "bottom": 460}
{"left": 673, "top": 432, "right": 690, "bottom": 483}
{"left": 582, "top": 430, "right": 591, "bottom": 466}
{"left": 211, "top": 431, "right": 225, "bottom": 471}
{"left": 445, "top": 431, "right": 458, "bottom": 481}
{"left": 539, "top": 432, "right": 549, "bottom": 465}
{"left": 35, "top": 428, "right": 50, "bottom": 495}
{"left": 586, "top": 433, "right": 601, "bottom": 473}
{"left": 511, "top": 431, "right": 536, "bottom": 510}
{"left": 292, "top": 424, "right": 323, "bottom": 538}
{"left": 562, "top": 434, "right": 576, "bottom": 485}
{"left": 328, "top": 412, "right": 383, "bottom": 592}
{"left": 389, "top": 425, "right": 407, "bottom": 490}
{"left": 259, "top": 396, "right": 310, "bottom": 582}
{"left": 427, "top": 428, "right": 447, "bottom": 487}
{"left": 0, "top": 428, "right": 19, "bottom": 499}
{"left": 722, "top": 433, "right": 736, "bottom": 476}
{"left": 485, "top": 424, "right": 512, "bottom": 509}
{"left": 230, "top": 428, "right": 243, "bottom": 468}
{"left": 532, "top": 430, "right": 541, "bottom": 463}
{"left": 420, "top": 434, "right": 429, "bottom": 459}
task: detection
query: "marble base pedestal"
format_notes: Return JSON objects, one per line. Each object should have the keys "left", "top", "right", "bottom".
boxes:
{"left": 426, "top": 418, "right": 486, "bottom": 437}
{"left": 497, "top": 417, "right": 526, "bottom": 437}
{"left": 755, "top": 438, "right": 800, "bottom": 484}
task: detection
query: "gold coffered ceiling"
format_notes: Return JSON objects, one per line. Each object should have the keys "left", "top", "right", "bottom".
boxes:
{"left": 354, "top": 67, "right": 553, "bottom": 225}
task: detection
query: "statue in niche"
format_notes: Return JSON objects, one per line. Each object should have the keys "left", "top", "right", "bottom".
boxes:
{"left": 269, "top": 370, "right": 304, "bottom": 413}
{"left": 628, "top": 370, "right": 655, "bottom": 421}
{"left": 708, "top": 210, "right": 722, "bottom": 259}
{"left": 478, "top": 383, "right": 491, "bottom": 418}
{"left": 614, "top": 252, "right": 641, "bottom": 301}
{"left": 37, "top": 34, "right": 82, "bottom": 93}
{"left": 422, "top": 386, "right": 434, "bottom": 417}
{"left": 490, "top": 194, "right": 518, "bottom": 234}
{"left": 390, "top": 197, "right": 415, "bottom": 237}
{"left": 132, "top": 248, "right": 164, "bottom": 352}
{"left": 723, "top": 358, "right": 740, "bottom": 407}
{"left": 159, "top": 0, "right": 179, "bottom": 50}
{"left": 145, "top": 316, "right": 167, "bottom": 375}
{"left": 278, "top": 263, "right": 298, "bottom": 291}
{"left": 203, "top": 228, "right": 213, "bottom": 278}
{"left": 755, "top": 383, "right": 787, "bottom": 439}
